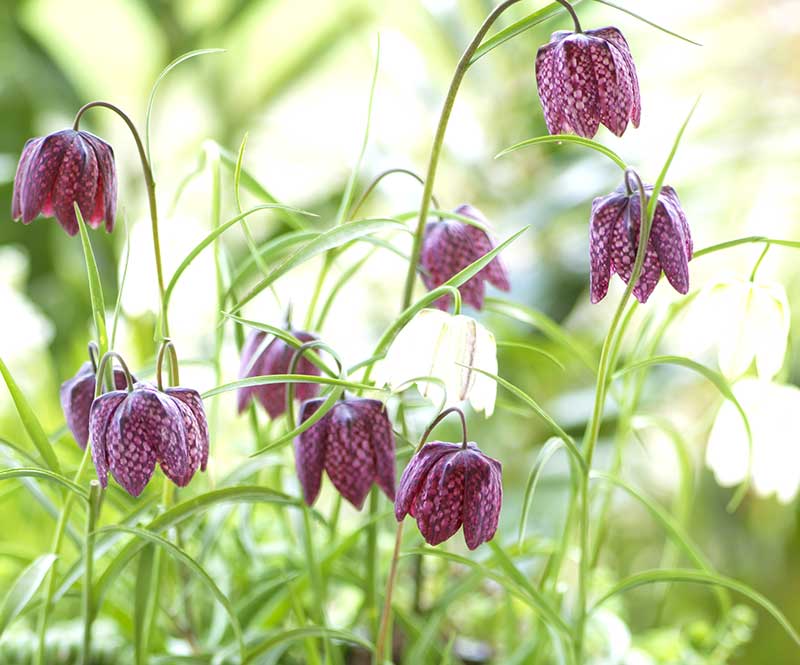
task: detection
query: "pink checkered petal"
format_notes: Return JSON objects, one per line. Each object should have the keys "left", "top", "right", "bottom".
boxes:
{"left": 588, "top": 38, "right": 632, "bottom": 137}
{"left": 556, "top": 35, "right": 601, "bottom": 139}
{"left": 395, "top": 442, "right": 460, "bottom": 520}
{"left": 88, "top": 390, "right": 127, "bottom": 488}
{"left": 12, "top": 137, "right": 42, "bottom": 220}
{"left": 80, "top": 131, "right": 117, "bottom": 232}
{"left": 20, "top": 131, "right": 72, "bottom": 224}
{"left": 609, "top": 195, "right": 662, "bottom": 304}
{"left": 535, "top": 40, "right": 570, "bottom": 134}
{"left": 167, "top": 388, "right": 210, "bottom": 472}
{"left": 412, "top": 451, "right": 465, "bottom": 546}
{"left": 650, "top": 200, "right": 690, "bottom": 295}
{"left": 589, "top": 194, "right": 627, "bottom": 303}
{"left": 660, "top": 186, "right": 693, "bottom": 259}
{"left": 352, "top": 398, "right": 396, "bottom": 501}
{"left": 51, "top": 131, "right": 99, "bottom": 236}
{"left": 237, "top": 330, "right": 268, "bottom": 414}
{"left": 294, "top": 398, "right": 329, "bottom": 506}
{"left": 107, "top": 405, "right": 158, "bottom": 497}
{"left": 457, "top": 205, "right": 511, "bottom": 292}
{"left": 589, "top": 27, "right": 640, "bottom": 127}
{"left": 461, "top": 446, "right": 503, "bottom": 550}
{"left": 324, "top": 401, "right": 377, "bottom": 509}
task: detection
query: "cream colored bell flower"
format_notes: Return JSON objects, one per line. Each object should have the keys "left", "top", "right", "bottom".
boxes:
{"left": 374, "top": 308, "right": 497, "bottom": 417}
{"left": 706, "top": 378, "right": 800, "bottom": 503}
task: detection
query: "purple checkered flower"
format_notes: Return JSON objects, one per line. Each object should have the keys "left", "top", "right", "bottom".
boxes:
{"left": 590, "top": 178, "right": 693, "bottom": 304}
{"left": 294, "top": 396, "right": 396, "bottom": 509}
{"left": 12, "top": 129, "right": 117, "bottom": 236}
{"left": 395, "top": 441, "right": 502, "bottom": 550}
{"left": 237, "top": 329, "right": 321, "bottom": 419}
{"left": 420, "top": 205, "right": 510, "bottom": 311}
{"left": 89, "top": 382, "right": 209, "bottom": 497}
{"left": 60, "top": 360, "right": 133, "bottom": 450}
{"left": 535, "top": 27, "right": 641, "bottom": 138}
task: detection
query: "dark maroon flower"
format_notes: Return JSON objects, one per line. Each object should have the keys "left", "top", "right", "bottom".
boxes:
{"left": 294, "top": 396, "right": 395, "bottom": 509}
{"left": 395, "top": 441, "right": 502, "bottom": 550}
{"left": 12, "top": 129, "right": 117, "bottom": 236}
{"left": 420, "top": 204, "right": 510, "bottom": 311}
{"left": 60, "top": 361, "right": 132, "bottom": 450}
{"left": 89, "top": 382, "right": 209, "bottom": 496}
{"left": 237, "top": 329, "right": 321, "bottom": 419}
{"left": 590, "top": 180, "right": 692, "bottom": 304}
{"left": 535, "top": 27, "right": 640, "bottom": 139}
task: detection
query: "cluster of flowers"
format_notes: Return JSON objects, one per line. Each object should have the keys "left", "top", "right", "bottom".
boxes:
{"left": 12, "top": 8, "right": 695, "bottom": 550}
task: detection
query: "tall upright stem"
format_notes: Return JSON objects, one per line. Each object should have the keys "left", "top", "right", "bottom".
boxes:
{"left": 73, "top": 101, "right": 170, "bottom": 337}
{"left": 82, "top": 481, "right": 103, "bottom": 665}
{"left": 400, "top": 0, "right": 525, "bottom": 310}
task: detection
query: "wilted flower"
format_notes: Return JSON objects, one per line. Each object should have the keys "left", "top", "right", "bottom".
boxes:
{"left": 90, "top": 382, "right": 209, "bottom": 496}
{"left": 706, "top": 378, "right": 800, "bottom": 503}
{"left": 395, "top": 439, "right": 502, "bottom": 550}
{"left": 420, "top": 205, "right": 510, "bottom": 311}
{"left": 12, "top": 129, "right": 117, "bottom": 236}
{"left": 60, "top": 360, "right": 133, "bottom": 449}
{"left": 375, "top": 309, "right": 497, "bottom": 416}
{"left": 294, "top": 396, "right": 396, "bottom": 508}
{"left": 535, "top": 27, "right": 640, "bottom": 138}
{"left": 237, "top": 328, "right": 321, "bottom": 419}
{"left": 590, "top": 178, "right": 692, "bottom": 304}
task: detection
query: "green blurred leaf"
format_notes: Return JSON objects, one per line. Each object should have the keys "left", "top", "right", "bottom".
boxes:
{"left": 244, "top": 626, "right": 372, "bottom": 663}
{"left": 518, "top": 437, "right": 566, "bottom": 546}
{"left": 0, "top": 468, "right": 87, "bottom": 501}
{"left": 0, "top": 554, "right": 57, "bottom": 638}
{"left": 590, "top": 0, "right": 702, "bottom": 46}
{"left": 496, "top": 134, "right": 627, "bottom": 170}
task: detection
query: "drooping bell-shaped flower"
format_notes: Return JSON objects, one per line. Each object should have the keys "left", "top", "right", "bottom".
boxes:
{"left": 12, "top": 129, "right": 117, "bottom": 236}
{"left": 295, "top": 396, "right": 396, "bottom": 509}
{"left": 237, "top": 328, "right": 321, "bottom": 419}
{"left": 89, "top": 382, "right": 209, "bottom": 496}
{"left": 374, "top": 309, "right": 498, "bottom": 417}
{"left": 420, "top": 205, "right": 510, "bottom": 311}
{"left": 589, "top": 179, "right": 692, "bottom": 304}
{"left": 535, "top": 27, "right": 641, "bottom": 138}
{"left": 60, "top": 360, "right": 133, "bottom": 450}
{"left": 396, "top": 439, "right": 502, "bottom": 550}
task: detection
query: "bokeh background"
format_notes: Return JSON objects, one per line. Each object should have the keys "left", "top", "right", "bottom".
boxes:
{"left": 2, "top": 0, "right": 800, "bottom": 663}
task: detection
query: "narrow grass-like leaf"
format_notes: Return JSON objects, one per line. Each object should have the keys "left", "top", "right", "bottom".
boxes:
{"left": 496, "top": 134, "right": 627, "bottom": 170}
{"left": 0, "top": 468, "right": 88, "bottom": 502}
{"left": 442, "top": 227, "right": 528, "bottom": 293}
{"left": 99, "top": 525, "right": 245, "bottom": 663}
{"left": 0, "top": 554, "right": 57, "bottom": 638}
{"left": 0, "top": 437, "right": 44, "bottom": 467}
{"left": 75, "top": 207, "right": 109, "bottom": 357}
{"left": 693, "top": 236, "right": 800, "bottom": 259}
{"left": 590, "top": 0, "right": 702, "bottom": 46}
{"left": 497, "top": 341, "right": 565, "bottom": 371}
{"left": 111, "top": 211, "right": 131, "bottom": 348}
{"left": 592, "top": 568, "right": 800, "bottom": 646}
{"left": 0, "top": 362, "right": 59, "bottom": 472}
{"left": 470, "top": 1, "right": 584, "bottom": 64}
{"left": 518, "top": 438, "right": 565, "bottom": 546}
{"left": 202, "top": 374, "right": 379, "bottom": 400}
{"left": 133, "top": 545, "right": 155, "bottom": 665}
{"left": 244, "top": 627, "right": 373, "bottom": 663}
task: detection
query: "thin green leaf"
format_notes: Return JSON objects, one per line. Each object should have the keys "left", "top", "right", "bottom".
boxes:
{"left": 590, "top": 0, "right": 702, "bottom": 46}
{"left": 0, "top": 468, "right": 87, "bottom": 501}
{"left": 0, "top": 437, "right": 44, "bottom": 467}
{"left": 496, "top": 134, "right": 627, "bottom": 170}
{"left": 75, "top": 207, "right": 109, "bottom": 358}
{"left": 518, "top": 438, "right": 565, "bottom": 546}
{"left": 99, "top": 525, "right": 245, "bottom": 663}
{"left": 316, "top": 251, "right": 374, "bottom": 330}
{"left": 145, "top": 49, "right": 225, "bottom": 162}
{"left": 244, "top": 627, "right": 373, "bottom": 663}
{"left": 0, "top": 554, "right": 57, "bottom": 638}
{"left": 592, "top": 568, "right": 800, "bottom": 646}
{"left": 202, "top": 374, "right": 379, "bottom": 400}
{"left": 0, "top": 362, "right": 60, "bottom": 473}
{"left": 134, "top": 545, "right": 155, "bottom": 665}
{"left": 470, "top": 1, "right": 584, "bottom": 64}
{"left": 497, "top": 341, "right": 565, "bottom": 371}
{"left": 111, "top": 211, "right": 131, "bottom": 348}
{"left": 443, "top": 227, "right": 528, "bottom": 294}
{"left": 694, "top": 236, "right": 800, "bottom": 259}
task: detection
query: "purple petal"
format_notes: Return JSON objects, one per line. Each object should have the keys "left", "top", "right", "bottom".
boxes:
{"left": 589, "top": 27, "right": 640, "bottom": 127}
{"left": 412, "top": 452, "right": 465, "bottom": 546}
{"left": 351, "top": 398, "right": 396, "bottom": 501}
{"left": 324, "top": 401, "right": 377, "bottom": 509}
{"left": 51, "top": 132, "right": 99, "bottom": 236}
{"left": 536, "top": 40, "right": 569, "bottom": 135}
{"left": 107, "top": 405, "right": 158, "bottom": 497}
{"left": 21, "top": 131, "right": 72, "bottom": 224}
{"left": 589, "top": 38, "right": 633, "bottom": 137}
{"left": 395, "top": 442, "right": 460, "bottom": 520}
{"left": 650, "top": 199, "right": 690, "bottom": 295}
{"left": 556, "top": 35, "right": 601, "bottom": 139}
{"left": 88, "top": 390, "right": 127, "bottom": 488}
{"left": 80, "top": 131, "right": 117, "bottom": 232}
{"left": 456, "top": 205, "right": 511, "bottom": 292}
{"left": 237, "top": 330, "right": 269, "bottom": 414}
{"left": 461, "top": 447, "right": 503, "bottom": 550}
{"left": 589, "top": 194, "right": 627, "bottom": 303}
{"left": 294, "top": 398, "right": 329, "bottom": 505}
{"left": 12, "top": 138, "right": 42, "bottom": 220}
{"left": 609, "top": 196, "right": 662, "bottom": 303}
{"left": 660, "top": 186, "right": 693, "bottom": 260}
{"left": 167, "top": 388, "right": 210, "bottom": 472}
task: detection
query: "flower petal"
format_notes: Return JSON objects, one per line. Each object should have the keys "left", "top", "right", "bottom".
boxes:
{"left": 589, "top": 27, "right": 640, "bottom": 127}
{"left": 650, "top": 199, "right": 690, "bottom": 295}
{"left": 12, "top": 137, "right": 42, "bottom": 221}
{"left": 352, "top": 398, "right": 396, "bottom": 501}
{"left": 237, "top": 330, "right": 269, "bottom": 413}
{"left": 21, "top": 131, "right": 72, "bottom": 224}
{"left": 556, "top": 35, "right": 601, "bottom": 139}
{"left": 324, "top": 401, "right": 377, "bottom": 509}
{"left": 167, "top": 388, "right": 210, "bottom": 471}
{"left": 80, "top": 131, "right": 117, "bottom": 232}
{"left": 589, "top": 194, "right": 626, "bottom": 303}
{"left": 88, "top": 390, "right": 127, "bottom": 488}
{"left": 294, "top": 398, "right": 329, "bottom": 505}
{"left": 461, "top": 448, "right": 503, "bottom": 550}
{"left": 51, "top": 132, "right": 99, "bottom": 236}
{"left": 412, "top": 451, "right": 465, "bottom": 546}
{"left": 609, "top": 196, "right": 662, "bottom": 303}
{"left": 395, "top": 442, "right": 459, "bottom": 520}
{"left": 107, "top": 403, "right": 158, "bottom": 497}
{"left": 589, "top": 38, "right": 633, "bottom": 136}
{"left": 456, "top": 205, "right": 511, "bottom": 291}
{"left": 536, "top": 39, "right": 570, "bottom": 134}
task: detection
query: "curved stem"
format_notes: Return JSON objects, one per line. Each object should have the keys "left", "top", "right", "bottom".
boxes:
{"left": 350, "top": 168, "right": 441, "bottom": 220}
{"left": 750, "top": 243, "right": 771, "bottom": 282}
{"left": 88, "top": 341, "right": 99, "bottom": 374}
{"left": 555, "top": 0, "right": 582, "bottom": 32}
{"left": 95, "top": 351, "right": 135, "bottom": 396}
{"left": 401, "top": 0, "right": 526, "bottom": 310}
{"left": 73, "top": 101, "right": 169, "bottom": 337}
{"left": 156, "top": 339, "right": 180, "bottom": 390}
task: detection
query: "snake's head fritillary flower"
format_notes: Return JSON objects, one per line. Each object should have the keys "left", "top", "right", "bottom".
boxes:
{"left": 59, "top": 360, "right": 132, "bottom": 450}
{"left": 421, "top": 205, "right": 510, "bottom": 311}
{"left": 375, "top": 309, "right": 497, "bottom": 417}
{"left": 590, "top": 180, "right": 692, "bottom": 304}
{"left": 237, "top": 328, "right": 321, "bottom": 419}
{"left": 395, "top": 441, "right": 502, "bottom": 550}
{"left": 89, "top": 382, "right": 209, "bottom": 496}
{"left": 12, "top": 129, "right": 117, "bottom": 236}
{"left": 535, "top": 27, "right": 641, "bottom": 138}
{"left": 294, "top": 396, "right": 396, "bottom": 509}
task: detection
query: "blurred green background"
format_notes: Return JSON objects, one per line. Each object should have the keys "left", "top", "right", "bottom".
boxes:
{"left": 2, "top": 0, "right": 800, "bottom": 663}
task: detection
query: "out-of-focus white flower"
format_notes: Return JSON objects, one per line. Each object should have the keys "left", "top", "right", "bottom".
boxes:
{"left": 693, "top": 280, "right": 790, "bottom": 380}
{"left": 374, "top": 308, "right": 497, "bottom": 417}
{"left": 706, "top": 378, "right": 800, "bottom": 503}
{"left": 586, "top": 608, "right": 632, "bottom": 665}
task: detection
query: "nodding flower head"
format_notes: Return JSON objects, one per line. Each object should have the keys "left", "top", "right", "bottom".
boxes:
{"left": 395, "top": 435, "right": 502, "bottom": 550}
{"left": 237, "top": 328, "right": 321, "bottom": 419}
{"left": 535, "top": 27, "right": 640, "bottom": 138}
{"left": 590, "top": 175, "right": 692, "bottom": 304}
{"left": 12, "top": 129, "right": 117, "bottom": 235}
{"left": 89, "top": 377, "right": 209, "bottom": 497}
{"left": 60, "top": 357, "right": 133, "bottom": 450}
{"left": 294, "top": 396, "right": 396, "bottom": 509}
{"left": 420, "top": 204, "right": 510, "bottom": 311}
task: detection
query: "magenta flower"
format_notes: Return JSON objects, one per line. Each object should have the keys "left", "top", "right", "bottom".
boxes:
{"left": 590, "top": 179, "right": 692, "bottom": 304}
{"left": 535, "top": 27, "right": 641, "bottom": 138}
{"left": 60, "top": 361, "right": 133, "bottom": 450}
{"left": 12, "top": 129, "right": 117, "bottom": 236}
{"left": 89, "top": 382, "right": 209, "bottom": 496}
{"left": 295, "top": 397, "right": 396, "bottom": 509}
{"left": 395, "top": 441, "right": 502, "bottom": 550}
{"left": 420, "top": 204, "right": 510, "bottom": 311}
{"left": 237, "top": 329, "right": 321, "bottom": 419}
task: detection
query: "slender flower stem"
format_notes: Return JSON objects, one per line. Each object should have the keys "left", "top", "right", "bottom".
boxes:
{"left": 73, "top": 101, "right": 170, "bottom": 337}
{"left": 574, "top": 170, "right": 652, "bottom": 660}
{"left": 401, "top": 0, "right": 526, "bottom": 310}
{"left": 554, "top": 0, "right": 582, "bottom": 32}
{"left": 82, "top": 481, "right": 103, "bottom": 665}
{"left": 375, "top": 521, "right": 404, "bottom": 665}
